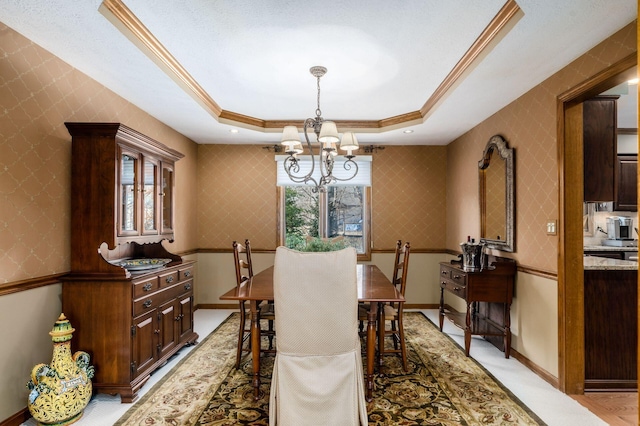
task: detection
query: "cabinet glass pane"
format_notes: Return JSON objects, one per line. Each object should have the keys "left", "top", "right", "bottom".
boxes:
{"left": 162, "top": 167, "right": 173, "bottom": 231}
{"left": 143, "top": 159, "right": 157, "bottom": 232}
{"left": 121, "top": 154, "right": 137, "bottom": 232}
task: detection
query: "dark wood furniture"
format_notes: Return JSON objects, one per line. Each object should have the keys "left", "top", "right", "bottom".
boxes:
{"left": 220, "top": 264, "right": 403, "bottom": 402}
{"left": 614, "top": 154, "right": 637, "bottom": 211}
{"left": 439, "top": 257, "right": 516, "bottom": 358}
{"left": 583, "top": 96, "right": 618, "bottom": 202}
{"left": 378, "top": 241, "right": 410, "bottom": 371}
{"left": 584, "top": 268, "right": 637, "bottom": 390}
{"left": 232, "top": 239, "right": 274, "bottom": 368}
{"left": 61, "top": 123, "right": 197, "bottom": 403}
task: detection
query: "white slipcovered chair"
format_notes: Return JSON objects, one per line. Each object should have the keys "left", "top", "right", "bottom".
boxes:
{"left": 269, "top": 246, "right": 367, "bottom": 426}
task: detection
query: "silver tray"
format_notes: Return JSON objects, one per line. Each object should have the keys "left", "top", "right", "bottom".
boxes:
{"left": 119, "top": 258, "right": 171, "bottom": 271}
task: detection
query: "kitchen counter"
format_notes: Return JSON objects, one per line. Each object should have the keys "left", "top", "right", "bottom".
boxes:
{"left": 584, "top": 245, "right": 637, "bottom": 252}
{"left": 584, "top": 255, "right": 638, "bottom": 270}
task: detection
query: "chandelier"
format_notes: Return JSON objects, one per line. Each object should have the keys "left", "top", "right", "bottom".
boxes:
{"left": 280, "top": 66, "right": 359, "bottom": 192}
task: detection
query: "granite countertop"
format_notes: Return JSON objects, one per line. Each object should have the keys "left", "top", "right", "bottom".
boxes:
{"left": 583, "top": 245, "right": 638, "bottom": 252}
{"left": 584, "top": 255, "right": 638, "bottom": 271}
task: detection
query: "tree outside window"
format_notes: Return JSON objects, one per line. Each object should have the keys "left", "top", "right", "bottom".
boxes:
{"left": 282, "top": 186, "right": 367, "bottom": 255}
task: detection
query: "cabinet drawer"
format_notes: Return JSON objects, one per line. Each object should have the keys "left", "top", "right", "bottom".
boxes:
{"left": 133, "top": 277, "right": 159, "bottom": 299}
{"left": 450, "top": 269, "right": 467, "bottom": 286}
{"left": 158, "top": 270, "right": 179, "bottom": 288}
{"left": 441, "top": 279, "right": 467, "bottom": 299}
{"left": 179, "top": 266, "right": 194, "bottom": 281}
{"left": 133, "top": 292, "right": 161, "bottom": 317}
{"left": 439, "top": 267, "right": 451, "bottom": 280}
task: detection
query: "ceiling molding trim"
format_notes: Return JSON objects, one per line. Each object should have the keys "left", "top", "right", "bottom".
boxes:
{"left": 99, "top": 0, "right": 223, "bottom": 117}
{"left": 99, "top": 0, "right": 521, "bottom": 136}
{"left": 419, "top": 0, "right": 522, "bottom": 119}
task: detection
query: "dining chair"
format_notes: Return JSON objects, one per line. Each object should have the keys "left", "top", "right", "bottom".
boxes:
{"left": 232, "top": 239, "right": 275, "bottom": 369}
{"left": 269, "top": 247, "right": 367, "bottom": 426}
{"left": 378, "top": 241, "right": 411, "bottom": 371}
{"left": 358, "top": 240, "right": 402, "bottom": 335}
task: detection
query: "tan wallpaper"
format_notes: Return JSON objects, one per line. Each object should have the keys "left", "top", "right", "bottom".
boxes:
{"left": 196, "top": 144, "right": 448, "bottom": 250}
{"left": 371, "top": 145, "right": 447, "bottom": 250}
{"left": 0, "top": 23, "right": 199, "bottom": 284}
{"left": 197, "top": 144, "right": 278, "bottom": 250}
{"left": 446, "top": 21, "right": 637, "bottom": 273}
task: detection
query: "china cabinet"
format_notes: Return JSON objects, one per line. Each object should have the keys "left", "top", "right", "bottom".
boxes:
{"left": 61, "top": 123, "right": 197, "bottom": 403}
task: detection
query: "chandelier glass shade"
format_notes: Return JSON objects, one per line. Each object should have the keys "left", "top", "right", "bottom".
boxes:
{"left": 280, "top": 66, "right": 359, "bottom": 192}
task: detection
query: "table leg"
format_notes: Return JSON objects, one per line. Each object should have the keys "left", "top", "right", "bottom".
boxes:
{"left": 366, "top": 302, "right": 378, "bottom": 402}
{"left": 250, "top": 300, "right": 262, "bottom": 400}
{"left": 378, "top": 302, "right": 385, "bottom": 368}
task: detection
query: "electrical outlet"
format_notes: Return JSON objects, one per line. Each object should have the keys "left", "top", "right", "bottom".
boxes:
{"left": 546, "top": 220, "right": 557, "bottom": 235}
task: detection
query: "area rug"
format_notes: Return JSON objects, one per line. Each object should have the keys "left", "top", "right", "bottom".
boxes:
{"left": 114, "top": 312, "right": 545, "bottom": 425}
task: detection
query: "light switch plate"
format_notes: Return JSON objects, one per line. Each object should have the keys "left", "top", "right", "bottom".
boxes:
{"left": 546, "top": 220, "right": 557, "bottom": 235}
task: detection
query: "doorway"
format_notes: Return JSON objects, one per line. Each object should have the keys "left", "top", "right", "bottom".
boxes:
{"left": 558, "top": 54, "right": 636, "bottom": 393}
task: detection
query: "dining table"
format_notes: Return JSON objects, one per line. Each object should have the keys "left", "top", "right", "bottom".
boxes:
{"left": 219, "top": 263, "right": 404, "bottom": 401}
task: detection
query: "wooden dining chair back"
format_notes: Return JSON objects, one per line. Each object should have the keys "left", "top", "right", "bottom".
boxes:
{"left": 232, "top": 239, "right": 274, "bottom": 368}
{"left": 380, "top": 241, "right": 411, "bottom": 371}
{"left": 269, "top": 247, "right": 367, "bottom": 426}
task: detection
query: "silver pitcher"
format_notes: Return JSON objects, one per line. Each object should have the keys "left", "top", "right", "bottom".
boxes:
{"left": 460, "top": 241, "right": 486, "bottom": 272}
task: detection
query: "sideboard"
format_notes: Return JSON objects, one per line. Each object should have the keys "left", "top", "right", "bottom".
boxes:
{"left": 439, "top": 256, "right": 516, "bottom": 358}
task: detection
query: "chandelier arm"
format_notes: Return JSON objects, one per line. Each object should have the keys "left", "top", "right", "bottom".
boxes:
{"left": 324, "top": 158, "right": 360, "bottom": 183}
{"left": 283, "top": 157, "right": 320, "bottom": 188}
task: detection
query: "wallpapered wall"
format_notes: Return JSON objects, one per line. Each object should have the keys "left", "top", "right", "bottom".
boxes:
{"left": 0, "top": 23, "right": 198, "bottom": 285}
{"left": 196, "top": 144, "right": 448, "bottom": 250}
{"left": 446, "top": 21, "right": 637, "bottom": 274}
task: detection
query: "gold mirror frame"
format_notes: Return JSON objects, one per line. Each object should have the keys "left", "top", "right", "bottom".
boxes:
{"left": 479, "top": 135, "right": 515, "bottom": 252}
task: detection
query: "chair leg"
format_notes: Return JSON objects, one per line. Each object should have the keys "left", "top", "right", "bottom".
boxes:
{"left": 391, "top": 320, "right": 398, "bottom": 350}
{"left": 268, "top": 319, "right": 274, "bottom": 350}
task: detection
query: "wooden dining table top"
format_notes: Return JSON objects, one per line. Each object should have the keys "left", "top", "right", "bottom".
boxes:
{"left": 220, "top": 264, "right": 404, "bottom": 303}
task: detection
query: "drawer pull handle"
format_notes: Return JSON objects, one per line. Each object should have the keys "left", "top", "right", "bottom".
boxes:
{"left": 441, "top": 271, "right": 448, "bottom": 275}
{"left": 165, "top": 276, "right": 175, "bottom": 284}
{"left": 453, "top": 287, "right": 460, "bottom": 292}
{"left": 453, "top": 274, "right": 461, "bottom": 279}
{"left": 143, "top": 283, "right": 152, "bottom": 291}
{"left": 143, "top": 300, "right": 152, "bottom": 308}
{"left": 184, "top": 270, "right": 191, "bottom": 277}
{"left": 184, "top": 283, "right": 192, "bottom": 291}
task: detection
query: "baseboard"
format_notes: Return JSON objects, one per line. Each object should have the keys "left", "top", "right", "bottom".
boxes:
{"left": 198, "top": 303, "right": 441, "bottom": 310}
{"left": 510, "top": 347, "right": 559, "bottom": 389}
{"left": 0, "top": 408, "right": 30, "bottom": 426}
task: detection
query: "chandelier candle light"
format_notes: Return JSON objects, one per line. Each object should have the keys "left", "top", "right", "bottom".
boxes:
{"left": 280, "top": 66, "right": 359, "bottom": 192}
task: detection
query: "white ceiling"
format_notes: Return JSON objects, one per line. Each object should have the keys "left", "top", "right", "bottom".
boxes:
{"left": 0, "top": 0, "right": 637, "bottom": 146}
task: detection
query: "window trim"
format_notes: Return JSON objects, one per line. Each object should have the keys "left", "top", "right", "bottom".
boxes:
{"left": 276, "top": 186, "right": 371, "bottom": 261}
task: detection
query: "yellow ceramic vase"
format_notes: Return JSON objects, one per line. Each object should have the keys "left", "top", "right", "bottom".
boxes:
{"left": 27, "top": 314, "right": 94, "bottom": 426}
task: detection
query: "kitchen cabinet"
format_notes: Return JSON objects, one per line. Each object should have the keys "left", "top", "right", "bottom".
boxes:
{"left": 61, "top": 123, "right": 197, "bottom": 403}
{"left": 614, "top": 154, "right": 637, "bottom": 211}
{"left": 583, "top": 96, "right": 618, "bottom": 202}
{"left": 438, "top": 257, "right": 516, "bottom": 358}
{"left": 584, "top": 268, "right": 637, "bottom": 390}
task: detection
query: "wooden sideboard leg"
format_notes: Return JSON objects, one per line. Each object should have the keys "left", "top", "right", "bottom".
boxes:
{"left": 464, "top": 302, "right": 472, "bottom": 356}
{"left": 438, "top": 288, "right": 445, "bottom": 331}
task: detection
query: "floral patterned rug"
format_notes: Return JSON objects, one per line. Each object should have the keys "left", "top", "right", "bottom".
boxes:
{"left": 115, "top": 312, "right": 545, "bottom": 425}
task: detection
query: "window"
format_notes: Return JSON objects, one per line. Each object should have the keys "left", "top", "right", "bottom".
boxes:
{"left": 276, "top": 156, "right": 372, "bottom": 260}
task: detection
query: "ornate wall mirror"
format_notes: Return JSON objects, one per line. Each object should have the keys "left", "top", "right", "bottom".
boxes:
{"left": 479, "top": 135, "right": 515, "bottom": 252}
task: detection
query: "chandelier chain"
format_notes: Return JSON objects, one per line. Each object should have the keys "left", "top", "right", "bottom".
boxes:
{"left": 315, "top": 74, "right": 322, "bottom": 118}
